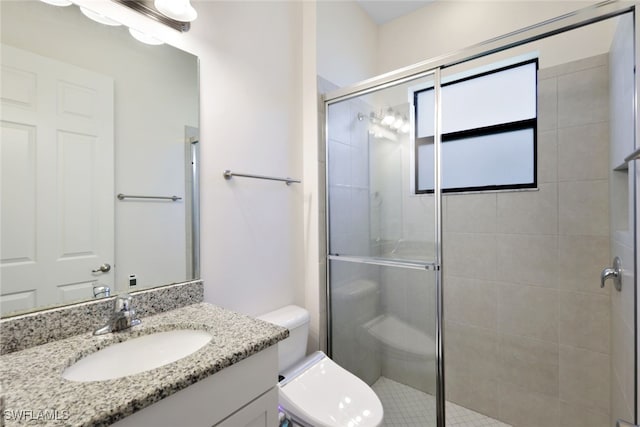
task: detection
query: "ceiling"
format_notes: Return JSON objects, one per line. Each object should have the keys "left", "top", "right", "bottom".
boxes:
{"left": 356, "top": 0, "right": 435, "bottom": 25}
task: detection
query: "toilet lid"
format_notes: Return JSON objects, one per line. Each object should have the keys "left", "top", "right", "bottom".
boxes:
{"left": 279, "top": 354, "right": 383, "bottom": 427}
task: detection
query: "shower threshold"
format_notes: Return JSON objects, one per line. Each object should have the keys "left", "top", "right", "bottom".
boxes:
{"left": 372, "top": 376, "right": 511, "bottom": 426}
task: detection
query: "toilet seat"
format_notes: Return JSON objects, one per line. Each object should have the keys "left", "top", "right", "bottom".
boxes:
{"left": 278, "top": 352, "right": 383, "bottom": 427}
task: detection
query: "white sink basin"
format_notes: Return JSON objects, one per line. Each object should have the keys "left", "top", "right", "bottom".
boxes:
{"left": 62, "top": 329, "right": 213, "bottom": 382}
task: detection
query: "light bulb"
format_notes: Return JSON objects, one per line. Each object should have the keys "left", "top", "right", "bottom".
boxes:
{"left": 154, "top": 0, "right": 198, "bottom": 22}
{"left": 381, "top": 108, "right": 395, "bottom": 126}
{"left": 39, "top": 0, "right": 72, "bottom": 6}
{"left": 80, "top": 7, "right": 122, "bottom": 26}
{"left": 129, "top": 28, "right": 164, "bottom": 45}
{"left": 392, "top": 115, "right": 403, "bottom": 129}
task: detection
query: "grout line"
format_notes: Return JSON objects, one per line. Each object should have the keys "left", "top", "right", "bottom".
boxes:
{"left": 372, "top": 376, "right": 511, "bottom": 427}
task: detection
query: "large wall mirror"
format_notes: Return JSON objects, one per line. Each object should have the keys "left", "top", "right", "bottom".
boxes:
{"left": 0, "top": 0, "right": 199, "bottom": 317}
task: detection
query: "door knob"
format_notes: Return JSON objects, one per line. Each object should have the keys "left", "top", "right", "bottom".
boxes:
{"left": 92, "top": 263, "right": 111, "bottom": 273}
{"left": 600, "top": 256, "right": 622, "bottom": 291}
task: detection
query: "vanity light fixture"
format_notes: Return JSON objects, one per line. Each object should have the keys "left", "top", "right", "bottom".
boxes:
{"left": 112, "top": 0, "right": 192, "bottom": 32}
{"left": 128, "top": 28, "right": 164, "bottom": 45}
{"left": 366, "top": 109, "right": 411, "bottom": 137}
{"left": 80, "top": 6, "right": 122, "bottom": 26}
{"left": 154, "top": 0, "right": 197, "bottom": 22}
{"left": 39, "top": 0, "right": 72, "bottom": 6}
{"left": 76, "top": 2, "right": 166, "bottom": 47}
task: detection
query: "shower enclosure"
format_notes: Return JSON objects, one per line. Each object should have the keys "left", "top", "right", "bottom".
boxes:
{"left": 324, "top": 3, "right": 638, "bottom": 426}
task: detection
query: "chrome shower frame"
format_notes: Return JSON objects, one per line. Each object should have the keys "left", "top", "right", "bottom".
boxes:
{"left": 323, "top": 2, "right": 638, "bottom": 426}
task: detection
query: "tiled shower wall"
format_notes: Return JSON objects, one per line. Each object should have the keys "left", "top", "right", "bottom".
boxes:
{"left": 320, "top": 76, "right": 382, "bottom": 382}
{"left": 443, "top": 54, "right": 611, "bottom": 426}
{"left": 609, "top": 15, "right": 635, "bottom": 426}
{"left": 322, "top": 53, "right": 617, "bottom": 427}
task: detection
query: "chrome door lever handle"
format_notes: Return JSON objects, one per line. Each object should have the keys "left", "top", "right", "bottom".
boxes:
{"left": 600, "top": 256, "right": 622, "bottom": 291}
{"left": 92, "top": 263, "right": 111, "bottom": 273}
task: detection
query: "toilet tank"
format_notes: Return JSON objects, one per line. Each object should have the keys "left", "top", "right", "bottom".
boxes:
{"left": 257, "top": 305, "right": 310, "bottom": 373}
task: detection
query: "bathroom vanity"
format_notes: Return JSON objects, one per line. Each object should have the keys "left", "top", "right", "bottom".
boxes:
{"left": 0, "top": 303, "right": 288, "bottom": 426}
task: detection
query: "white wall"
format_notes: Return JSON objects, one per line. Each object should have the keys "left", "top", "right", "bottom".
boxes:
{"left": 315, "top": 1, "right": 616, "bottom": 87}
{"left": 57, "top": 0, "right": 306, "bottom": 316}
{"left": 377, "top": 1, "right": 614, "bottom": 74}
{"left": 173, "top": 1, "right": 305, "bottom": 316}
{"left": 316, "top": 0, "right": 378, "bottom": 87}
{"left": 302, "top": 2, "right": 322, "bottom": 352}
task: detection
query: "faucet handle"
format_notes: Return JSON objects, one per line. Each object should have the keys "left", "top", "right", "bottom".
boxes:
{"left": 93, "top": 285, "right": 111, "bottom": 298}
{"left": 113, "top": 293, "right": 133, "bottom": 312}
{"left": 94, "top": 293, "right": 141, "bottom": 335}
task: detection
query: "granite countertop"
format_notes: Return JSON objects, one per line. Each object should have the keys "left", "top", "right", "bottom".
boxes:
{"left": 0, "top": 303, "right": 288, "bottom": 427}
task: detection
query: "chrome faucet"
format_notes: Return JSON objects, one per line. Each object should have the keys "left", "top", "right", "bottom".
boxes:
{"left": 93, "top": 285, "right": 111, "bottom": 298}
{"left": 94, "top": 294, "right": 142, "bottom": 335}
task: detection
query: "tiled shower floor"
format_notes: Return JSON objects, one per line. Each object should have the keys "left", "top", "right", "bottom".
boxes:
{"left": 372, "top": 377, "right": 511, "bottom": 427}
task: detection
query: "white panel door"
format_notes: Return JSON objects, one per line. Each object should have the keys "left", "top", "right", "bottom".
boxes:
{"left": 0, "top": 44, "right": 114, "bottom": 314}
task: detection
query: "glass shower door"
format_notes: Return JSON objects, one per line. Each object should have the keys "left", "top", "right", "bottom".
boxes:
{"left": 326, "top": 71, "right": 443, "bottom": 426}
{"left": 325, "top": 4, "right": 637, "bottom": 427}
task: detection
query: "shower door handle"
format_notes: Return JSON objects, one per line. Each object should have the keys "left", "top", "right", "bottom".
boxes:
{"left": 600, "top": 256, "right": 622, "bottom": 291}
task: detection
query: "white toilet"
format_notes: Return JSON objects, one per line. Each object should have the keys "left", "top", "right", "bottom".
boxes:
{"left": 258, "top": 305, "right": 384, "bottom": 427}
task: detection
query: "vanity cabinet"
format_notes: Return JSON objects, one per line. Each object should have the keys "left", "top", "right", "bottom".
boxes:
{"left": 112, "top": 345, "right": 279, "bottom": 427}
{"left": 216, "top": 388, "right": 278, "bottom": 427}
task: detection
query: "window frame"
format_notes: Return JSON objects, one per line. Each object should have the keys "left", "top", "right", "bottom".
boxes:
{"left": 414, "top": 58, "right": 539, "bottom": 195}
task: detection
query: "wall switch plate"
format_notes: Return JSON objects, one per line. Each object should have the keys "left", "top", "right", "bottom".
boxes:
{"left": 129, "top": 274, "right": 137, "bottom": 287}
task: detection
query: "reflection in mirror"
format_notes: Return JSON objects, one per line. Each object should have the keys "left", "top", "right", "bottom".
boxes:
{"left": 0, "top": 0, "right": 199, "bottom": 317}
